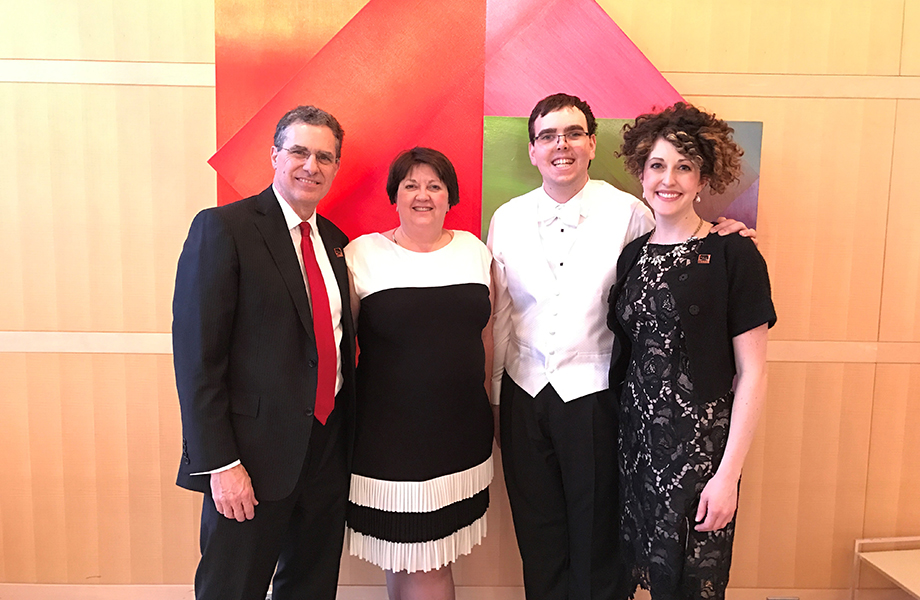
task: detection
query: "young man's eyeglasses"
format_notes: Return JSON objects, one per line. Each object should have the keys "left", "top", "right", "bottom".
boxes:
{"left": 533, "top": 130, "right": 590, "bottom": 147}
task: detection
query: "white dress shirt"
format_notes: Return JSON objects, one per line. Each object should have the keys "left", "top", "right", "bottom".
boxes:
{"left": 488, "top": 179, "right": 654, "bottom": 403}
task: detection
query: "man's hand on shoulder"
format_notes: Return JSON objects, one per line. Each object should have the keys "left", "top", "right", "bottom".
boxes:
{"left": 710, "top": 216, "right": 757, "bottom": 246}
{"left": 210, "top": 464, "right": 258, "bottom": 521}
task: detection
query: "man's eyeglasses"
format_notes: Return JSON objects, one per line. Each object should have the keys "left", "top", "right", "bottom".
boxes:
{"left": 279, "top": 146, "right": 337, "bottom": 166}
{"left": 533, "top": 130, "right": 590, "bottom": 147}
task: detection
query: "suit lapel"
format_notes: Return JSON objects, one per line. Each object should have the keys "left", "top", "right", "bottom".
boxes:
{"left": 252, "top": 188, "right": 315, "bottom": 337}
{"left": 316, "top": 217, "right": 348, "bottom": 309}
{"left": 316, "top": 216, "right": 355, "bottom": 346}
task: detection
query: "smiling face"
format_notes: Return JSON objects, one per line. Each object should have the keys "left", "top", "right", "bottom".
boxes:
{"left": 641, "top": 137, "right": 707, "bottom": 221}
{"left": 395, "top": 163, "right": 450, "bottom": 232}
{"left": 271, "top": 122, "right": 340, "bottom": 219}
{"left": 528, "top": 106, "right": 596, "bottom": 203}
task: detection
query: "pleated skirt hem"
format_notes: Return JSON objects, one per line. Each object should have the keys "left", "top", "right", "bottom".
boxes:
{"left": 347, "top": 513, "right": 487, "bottom": 573}
{"left": 350, "top": 456, "right": 493, "bottom": 512}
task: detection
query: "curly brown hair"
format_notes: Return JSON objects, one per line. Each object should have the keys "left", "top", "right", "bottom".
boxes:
{"left": 618, "top": 102, "right": 743, "bottom": 195}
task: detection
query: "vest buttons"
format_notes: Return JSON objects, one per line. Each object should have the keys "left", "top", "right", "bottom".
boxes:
{"left": 689, "top": 305, "right": 700, "bottom": 315}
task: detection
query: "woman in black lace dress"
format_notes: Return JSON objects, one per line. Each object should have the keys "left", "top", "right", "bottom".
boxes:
{"left": 607, "top": 103, "right": 776, "bottom": 599}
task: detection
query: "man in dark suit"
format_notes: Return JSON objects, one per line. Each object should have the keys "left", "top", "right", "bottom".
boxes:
{"left": 173, "top": 105, "right": 356, "bottom": 600}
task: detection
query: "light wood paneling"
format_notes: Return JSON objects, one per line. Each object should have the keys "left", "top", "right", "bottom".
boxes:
{"left": 0, "top": 354, "right": 37, "bottom": 582}
{"left": 682, "top": 95, "right": 893, "bottom": 342}
{"left": 879, "top": 100, "right": 920, "bottom": 342}
{"left": 0, "top": 60, "right": 214, "bottom": 87}
{"left": 766, "top": 341, "right": 920, "bottom": 363}
{"left": 0, "top": 354, "right": 200, "bottom": 584}
{"left": 0, "top": 0, "right": 214, "bottom": 63}
{"left": 864, "top": 365, "right": 920, "bottom": 536}
{"left": 877, "top": 343, "right": 920, "bottom": 363}
{"left": 904, "top": 0, "right": 920, "bottom": 76}
{"left": 731, "top": 363, "right": 875, "bottom": 588}
{"left": 0, "top": 83, "right": 216, "bottom": 333}
{"left": 599, "top": 0, "right": 904, "bottom": 76}
{"left": 858, "top": 364, "right": 920, "bottom": 588}
{"left": 0, "top": 332, "right": 172, "bottom": 354}
{"left": 664, "top": 73, "right": 920, "bottom": 99}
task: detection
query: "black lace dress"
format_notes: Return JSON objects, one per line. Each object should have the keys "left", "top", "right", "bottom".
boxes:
{"left": 614, "top": 238, "right": 735, "bottom": 600}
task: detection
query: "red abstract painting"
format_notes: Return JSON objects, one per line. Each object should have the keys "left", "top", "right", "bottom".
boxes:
{"left": 212, "top": 0, "right": 684, "bottom": 238}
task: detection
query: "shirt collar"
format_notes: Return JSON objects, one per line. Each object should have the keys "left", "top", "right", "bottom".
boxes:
{"left": 535, "top": 184, "right": 588, "bottom": 227}
{"left": 273, "top": 185, "right": 318, "bottom": 233}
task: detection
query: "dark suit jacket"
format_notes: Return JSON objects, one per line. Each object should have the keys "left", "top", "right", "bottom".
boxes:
{"left": 172, "top": 186, "right": 356, "bottom": 502}
{"left": 607, "top": 231, "right": 776, "bottom": 404}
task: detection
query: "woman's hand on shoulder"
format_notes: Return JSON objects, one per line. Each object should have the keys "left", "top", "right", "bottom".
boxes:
{"left": 694, "top": 471, "right": 739, "bottom": 532}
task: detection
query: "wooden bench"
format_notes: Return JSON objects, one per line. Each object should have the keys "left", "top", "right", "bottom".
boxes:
{"left": 851, "top": 537, "right": 920, "bottom": 600}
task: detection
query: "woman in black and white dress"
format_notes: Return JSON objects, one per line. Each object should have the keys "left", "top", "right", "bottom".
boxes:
{"left": 344, "top": 147, "right": 494, "bottom": 600}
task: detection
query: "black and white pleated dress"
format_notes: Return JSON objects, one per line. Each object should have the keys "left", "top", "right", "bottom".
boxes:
{"left": 344, "top": 230, "right": 494, "bottom": 573}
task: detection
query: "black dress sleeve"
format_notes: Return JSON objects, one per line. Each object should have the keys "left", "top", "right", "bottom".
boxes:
{"left": 724, "top": 234, "right": 777, "bottom": 337}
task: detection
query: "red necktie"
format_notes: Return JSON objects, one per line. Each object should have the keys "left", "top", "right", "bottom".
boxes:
{"left": 299, "top": 222, "right": 336, "bottom": 425}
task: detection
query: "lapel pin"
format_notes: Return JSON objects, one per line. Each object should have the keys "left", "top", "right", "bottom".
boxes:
{"left": 334, "top": 248, "right": 344, "bottom": 257}
{"left": 698, "top": 254, "right": 711, "bottom": 264}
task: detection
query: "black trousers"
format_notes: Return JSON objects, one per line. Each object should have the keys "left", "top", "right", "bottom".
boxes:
{"left": 500, "top": 373, "right": 627, "bottom": 600}
{"left": 194, "top": 408, "right": 349, "bottom": 600}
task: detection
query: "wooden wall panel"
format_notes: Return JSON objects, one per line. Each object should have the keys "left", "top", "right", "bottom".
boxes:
{"left": 682, "top": 95, "right": 893, "bottom": 342}
{"left": 59, "top": 356, "right": 102, "bottom": 582}
{"left": 156, "top": 359, "right": 202, "bottom": 585}
{"left": 730, "top": 363, "right": 875, "bottom": 588}
{"left": 25, "top": 354, "right": 70, "bottom": 582}
{"left": 0, "top": 354, "right": 200, "bottom": 584}
{"left": 89, "top": 354, "right": 132, "bottom": 584}
{"left": 903, "top": 0, "right": 920, "bottom": 75}
{"left": 0, "top": 354, "right": 37, "bottom": 582}
{"left": 855, "top": 364, "right": 920, "bottom": 589}
{"left": 0, "top": 0, "right": 214, "bottom": 62}
{"left": 879, "top": 100, "right": 920, "bottom": 342}
{"left": 599, "top": 0, "right": 904, "bottom": 76}
{"left": 0, "top": 84, "right": 215, "bottom": 333}
{"left": 864, "top": 364, "right": 920, "bottom": 536}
